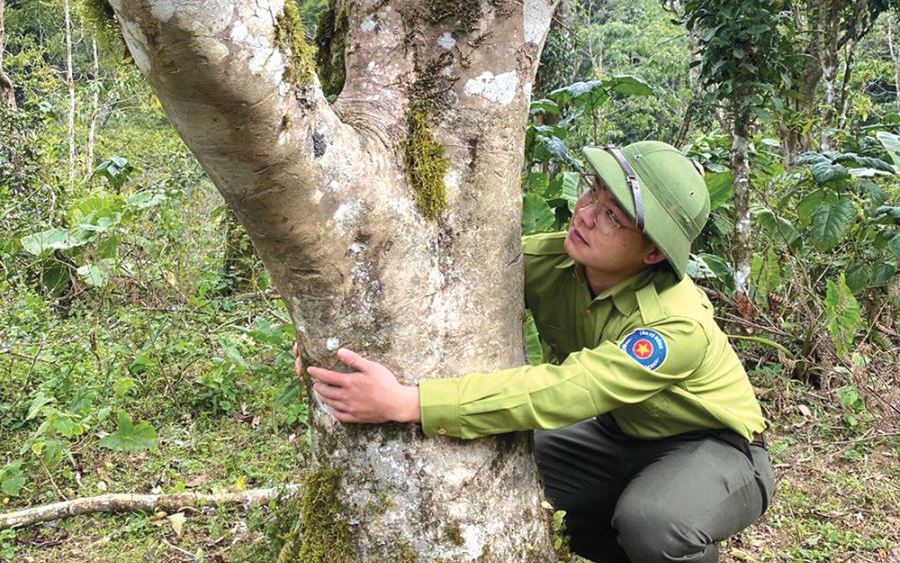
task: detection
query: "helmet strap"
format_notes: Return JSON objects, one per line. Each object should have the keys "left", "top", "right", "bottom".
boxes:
{"left": 603, "top": 144, "right": 645, "bottom": 232}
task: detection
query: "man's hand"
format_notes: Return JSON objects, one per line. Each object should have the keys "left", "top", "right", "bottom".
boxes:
{"left": 292, "top": 344, "right": 420, "bottom": 424}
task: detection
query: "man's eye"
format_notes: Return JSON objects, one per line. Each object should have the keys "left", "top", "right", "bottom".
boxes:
{"left": 606, "top": 208, "right": 622, "bottom": 228}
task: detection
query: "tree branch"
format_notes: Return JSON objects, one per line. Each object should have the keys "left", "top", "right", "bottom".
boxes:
{"left": 0, "top": 485, "right": 300, "bottom": 530}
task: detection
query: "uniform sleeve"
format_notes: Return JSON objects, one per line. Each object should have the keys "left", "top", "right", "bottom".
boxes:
{"left": 419, "top": 317, "right": 708, "bottom": 439}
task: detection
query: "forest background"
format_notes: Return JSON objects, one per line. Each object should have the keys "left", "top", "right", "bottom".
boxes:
{"left": 0, "top": 0, "right": 897, "bottom": 561}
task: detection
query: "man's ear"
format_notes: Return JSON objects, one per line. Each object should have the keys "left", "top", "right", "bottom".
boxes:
{"left": 642, "top": 244, "right": 667, "bottom": 266}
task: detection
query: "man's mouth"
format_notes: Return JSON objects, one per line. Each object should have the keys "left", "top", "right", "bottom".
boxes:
{"left": 570, "top": 226, "right": 589, "bottom": 246}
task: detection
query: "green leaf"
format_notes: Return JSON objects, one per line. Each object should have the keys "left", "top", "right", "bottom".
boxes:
{"left": 832, "top": 153, "right": 895, "bottom": 173}
{"left": 810, "top": 197, "right": 854, "bottom": 251}
{"left": 98, "top": 411, "right": 157, "bottom": 452}
{"left": 76, "top": 259, "right": 115, "bottom": 288}
{"left": 796, "top": 189, "right": 825, "bottom": 223}
{"left": 873, "top": 206, "right": 900, "bottom": 224}
{"left": 876, "top": 131, "right": 900, "bottom": 165}
{"left": 528, "top": 99, "right": 560, "bottom": 116}
{"left": 1, "top": 462, "right": 25, "bottom": 496}
{"left": 559, "top": 171, "right": 582, "bottom": 211}
{"left": 26, "top": 392, "right": 55, "bottom": 421}
{"left": 889, "top": 234, "right": 900, "bottom": 260}
{"left": 42, "top": 439, "right": 63, "bottom": 468}
{"left": 126, "top": 191, "right": 167, "bottom": 210}
{"left": 705, "top": 171, "right": 733, "bottom": 212}
{"left": 222, "top": 345, "right": 248, "bottom": 373}
{"left": 601, "top": 75, "right": 653, "bottom": 96}
{"left": 522, "top": 193, "right": 555, "bottom": 234}
{"left": 696, "top": 253, "right": 732, "bottom": 284}
{"left": 753, "top": 207, "right": 799, "bottom": 246}
{"left": 523, "top": 315, "right": 543, "bottom": 367}
{"left": 809, "top": 160, "right": 849, "bottom": 185}
{"left": 870, "top": 262, "right": 896, "bottom": 287}
{"left": 750, "top": 249, "right": 782, "bottom": 306}
{"left": 526, "top": 172, "right": 549, "bottom": 195}
{"left": 20, "top": 227, "right": 93, "bottom": 255}
{"left": 824, "top": 273, "right": 861, "bottom": 358}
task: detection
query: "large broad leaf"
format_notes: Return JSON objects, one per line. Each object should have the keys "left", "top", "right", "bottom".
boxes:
{"left": 601, "top": 75, "right": 653, "bottom": 96}
{"left": 558, "top": 171, "right": 582, "bottom": 210}
{"left": 522, "top": 193, "right": 555, "bottom": 234}
{"left": 705, "top": 171, "right": 733, "bottom": 211}
{"left": 98, "top": 411, "right": 157, "bottom": 452}
{"left": 873, "top": 205, "right": 900, "bottom": 225}
{"left": 751, "top": 249, "right": 783, "bottom": 306}
{"left": 126, "top": 191, "right": 167, "bottom": 210}
{"left": 824, "top": 273, "right": 861, "bottom": 358}
{"left": 752, "top": 207, "right": 800, "bottom": 247}
{"left": 548, "top": 80, "right": 603, "bottom": 106}
{"left": 810, "top": 197, "right": 854, "bottom": 251}
{"left": 876, "top": 131, "right": 900, "bottom": 165}
{"left": 870, "top": 262, "right": 896, "bottom": 287}
{"left": 890, "top": 233, "right": 900, "bottom": 260}
{"left": 536, "top": 136, "right": 582, "bottom": 170}
{"left": 809, "top": 160, "right": 850, "bottom": 185}
{"left": 1, "top": 461, "right": 25, "bottom": 496}
{"left": 796, "top": 189, "right": 825, "bottom": 224}
{"left": 529, "top": 99, "right": 560, "bottom": 116}
{"left": 832, "top": 153, "right": 895, "bottom": 174}
{"left": 21, "top": 227, "right": 94, "bottom": 255}
{"left": 76, "top": 259, "right": 115, "bottom": 288}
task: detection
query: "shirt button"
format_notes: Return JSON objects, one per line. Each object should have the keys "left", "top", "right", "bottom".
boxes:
{"left": 437, "top": 427, "right": 448, "bottom": 436}
{"left": 584, "top": 308, "right": 592, "bottom": 317}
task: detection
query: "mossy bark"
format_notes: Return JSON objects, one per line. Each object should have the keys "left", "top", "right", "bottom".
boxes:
{"left": 108, "top": 1, "right": 560, "bottom": 560}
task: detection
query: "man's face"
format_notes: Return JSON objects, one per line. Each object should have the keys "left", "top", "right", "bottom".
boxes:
{"left": 563, "top": 176, "right": 660, "bottom": 277}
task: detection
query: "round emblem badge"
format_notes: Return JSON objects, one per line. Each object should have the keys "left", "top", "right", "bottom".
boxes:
{"left": 619, "top": 329, "right": 668, "bottom": 371}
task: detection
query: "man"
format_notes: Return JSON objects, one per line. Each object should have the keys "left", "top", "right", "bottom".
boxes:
{"left": 295, "top": 141, "right": 775, "bottom": 562}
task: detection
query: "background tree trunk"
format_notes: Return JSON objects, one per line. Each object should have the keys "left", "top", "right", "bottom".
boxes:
{"left": 730, "top": 112, "right": 753, "bottom": 320}
{"left": 86, "top": 38, "right": 99, "bottom": 178}
{"left": 107, "top": 0, "right": 559, "bottom": 560}
{"left": 63, "top": 0, "right": 76, "bottom": 191}
{"left": 0, "top": 0, "right": 16, "bottom": 109}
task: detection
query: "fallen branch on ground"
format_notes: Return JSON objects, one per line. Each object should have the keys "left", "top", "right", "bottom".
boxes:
{"left": 0, "top": 485, "right": 301, "bottom": 530}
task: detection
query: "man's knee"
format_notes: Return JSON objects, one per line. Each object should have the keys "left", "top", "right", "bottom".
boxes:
{"left": 612, "top": 500, "right": 717, "bottom": 563}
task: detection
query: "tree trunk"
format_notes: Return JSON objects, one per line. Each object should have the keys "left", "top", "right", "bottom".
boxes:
{"left": 86, "top": 38, "right": 100, "bottom": 177}
{"left": 0, "top": 0, "right": 16, "bottom": 109}
{"left": 730, "top": 113, "right": 753, "bottom": 321}
{"left": 107, "top": 1, "right": 559, "bottom": 561}
{"left": 888, "top": 16, "right": 900, "bottom": 112}
{"left": 64, "top": 0, "right": 76, "bottom": 191}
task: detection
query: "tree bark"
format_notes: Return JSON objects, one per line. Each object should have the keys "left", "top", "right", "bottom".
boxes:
{"left": 86, "top": 38, "right": 100, "bottom": 177}
{"left": 0, "top": 0, "right": 16, "bottom": 109}
{"left": 64, "top": 0, "right": 76, "bottom": 191}
{"left": 107, "top": 1, "right": 559, "bottom": 561}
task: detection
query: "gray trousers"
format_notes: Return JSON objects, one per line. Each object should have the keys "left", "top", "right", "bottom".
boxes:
{"left": 534, "top": 415, "right": 774, "bottom": 563}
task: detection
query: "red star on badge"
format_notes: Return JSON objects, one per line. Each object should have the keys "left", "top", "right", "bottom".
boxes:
{"left": 633, "top": 340, "right": 653, "bottom": 359}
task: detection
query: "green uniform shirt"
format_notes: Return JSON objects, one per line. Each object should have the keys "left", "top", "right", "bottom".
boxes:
{"left": 419, "top": 232, "right": 767, "bottom": 441}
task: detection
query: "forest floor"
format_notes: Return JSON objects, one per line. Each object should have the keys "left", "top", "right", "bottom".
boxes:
{"left": 3, "top": 338, "right": 898, "bottom": 562}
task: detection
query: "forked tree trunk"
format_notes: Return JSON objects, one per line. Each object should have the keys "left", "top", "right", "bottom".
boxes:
{"left": 0, "top": 0, "right": 16, "bottom": 109}
{"left": 108, "top": 1, "right": 558, "bottom": 561}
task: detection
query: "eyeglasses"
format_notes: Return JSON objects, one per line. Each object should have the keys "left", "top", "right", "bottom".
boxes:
{"left": 576, "top": 175, "right": 629, "bottom": 235}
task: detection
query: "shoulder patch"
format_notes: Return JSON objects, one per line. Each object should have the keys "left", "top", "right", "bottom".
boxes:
{"left": 619, "top": 328, "right": 668, "bottom": 371}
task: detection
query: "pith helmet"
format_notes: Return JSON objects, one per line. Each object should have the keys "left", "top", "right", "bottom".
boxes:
{"left": 581, "top": 141, "right": 709, "bottom": 279}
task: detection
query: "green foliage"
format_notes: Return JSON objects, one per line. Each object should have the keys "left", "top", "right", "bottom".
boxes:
{"left": 824, "top": 274, "right": 862, "bottom": 358}
{"left": 679, "top": 0, "right": 797, "bottom": 121}
{"left": 98, "top": 410, "right": 158, "bottom": 452}
{"left": 314, "top": 1, "right": 348, "bottom": 100}
{"left": 0, "top": 462, "right": 25, "bottom": 497}
{"left": 277, "top": 467, "right": 352, "bottom": 563}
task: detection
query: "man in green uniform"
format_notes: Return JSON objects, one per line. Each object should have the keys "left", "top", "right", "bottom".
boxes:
{"left": 297, "top": 141, "right": 775, "bottom": 562}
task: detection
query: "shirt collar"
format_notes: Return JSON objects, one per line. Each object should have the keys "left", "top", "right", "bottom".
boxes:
{"left": 561, "top": 261, "right": 658, "bottom": 316}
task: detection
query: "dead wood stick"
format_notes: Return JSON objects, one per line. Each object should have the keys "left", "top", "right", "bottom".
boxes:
{"left": 0, "top": 485, "right": 301, "bottom": 530}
